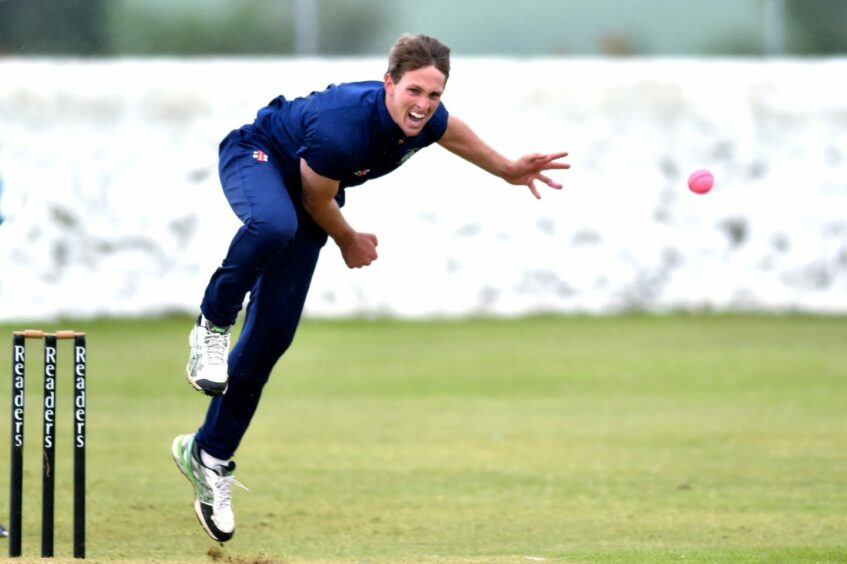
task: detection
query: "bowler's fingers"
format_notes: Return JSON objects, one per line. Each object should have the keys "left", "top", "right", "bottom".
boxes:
{"left": 530, "top": 151, "right": 568, "bottom": 164}
{"left": 538, "top": 174, "right": 562, "bottom": 189}
{"left": 544, "top": 151, "right": 569, "bottom": 162}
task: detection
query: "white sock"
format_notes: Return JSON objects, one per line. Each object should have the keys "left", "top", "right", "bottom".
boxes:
{"left": 200, "top": 449, "right": 230, "bottom": 469}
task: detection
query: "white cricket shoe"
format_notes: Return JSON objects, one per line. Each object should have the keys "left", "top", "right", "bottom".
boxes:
{"left": 172, "top": 434, "right": 247, "bottom": 542}
{"left": 185, "top": 315, "right": 231, "bottom": 396}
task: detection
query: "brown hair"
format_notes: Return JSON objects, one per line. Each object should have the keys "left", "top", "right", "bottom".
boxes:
{"left": 386, "top": 33, "right": 451, "bottom": 83}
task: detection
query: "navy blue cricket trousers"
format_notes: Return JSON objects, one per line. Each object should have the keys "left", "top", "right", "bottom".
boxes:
{"left": 196, "top": 129, "right": 327, "bottom": 459}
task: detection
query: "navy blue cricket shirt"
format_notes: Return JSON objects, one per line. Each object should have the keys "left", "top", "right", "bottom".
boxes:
{"left": 249, "top": 80, "right": 449, "bottom": 194}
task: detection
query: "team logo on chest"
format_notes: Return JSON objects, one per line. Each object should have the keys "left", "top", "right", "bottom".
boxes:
{"left": 252, "top": 150, "right": 269, "bottom": 162}
{"left": 353, "top": 169, "right": 371, "bottom": 177}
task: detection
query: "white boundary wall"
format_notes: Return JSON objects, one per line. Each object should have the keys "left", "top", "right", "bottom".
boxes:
{"left": 1, "top": 58, "right": 845, "bottom": 321}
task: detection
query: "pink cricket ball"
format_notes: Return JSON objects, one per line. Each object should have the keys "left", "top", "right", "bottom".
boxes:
{"left": 688, "top": 169, "right": 714, "bottom": 194}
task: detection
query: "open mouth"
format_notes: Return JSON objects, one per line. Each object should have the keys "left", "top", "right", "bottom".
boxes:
{"left": 408, "top": 111, "right": 426, "bottom": 126}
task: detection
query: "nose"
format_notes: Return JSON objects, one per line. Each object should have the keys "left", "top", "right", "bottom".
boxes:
{"left": 415, "top": 98, "right": 432, "bottom": 113}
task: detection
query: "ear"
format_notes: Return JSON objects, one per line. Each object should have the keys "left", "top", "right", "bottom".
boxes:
{"left": 384, "top": 73, "right": 395, "bottom": 96}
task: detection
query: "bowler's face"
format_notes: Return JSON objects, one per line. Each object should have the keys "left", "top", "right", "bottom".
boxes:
{"left": 384, "top": 65, "right": 446, "bottom": 137}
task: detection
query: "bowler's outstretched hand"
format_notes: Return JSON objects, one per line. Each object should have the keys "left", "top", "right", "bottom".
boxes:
{"left": 505, "top": 152, "right": 570, "bottom": 199}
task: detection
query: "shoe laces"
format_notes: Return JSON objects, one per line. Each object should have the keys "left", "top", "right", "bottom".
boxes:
{"left": 202, "top": 327, "right": 230, "bottom": 365}
{"left": 209, "top": 465, "right": 249, "bottom": 511}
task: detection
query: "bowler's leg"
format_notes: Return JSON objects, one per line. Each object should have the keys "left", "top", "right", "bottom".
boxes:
{"left": 196, "top": 220, "right": 327, "bottom": 459}
{"left": 187, "top": 134, "right": 298, "bottom": 395}
{"left": 202, "top": 134, "right": 300, "bottom": 327}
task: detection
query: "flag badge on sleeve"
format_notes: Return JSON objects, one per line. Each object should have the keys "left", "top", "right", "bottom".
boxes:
{"left": 253, "top": 150, "right": 269, "bottom": 162}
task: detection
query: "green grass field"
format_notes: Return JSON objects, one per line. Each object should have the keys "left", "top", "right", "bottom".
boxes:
{"left": 0, "top": 314, "right": 845, "bottom": 563}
